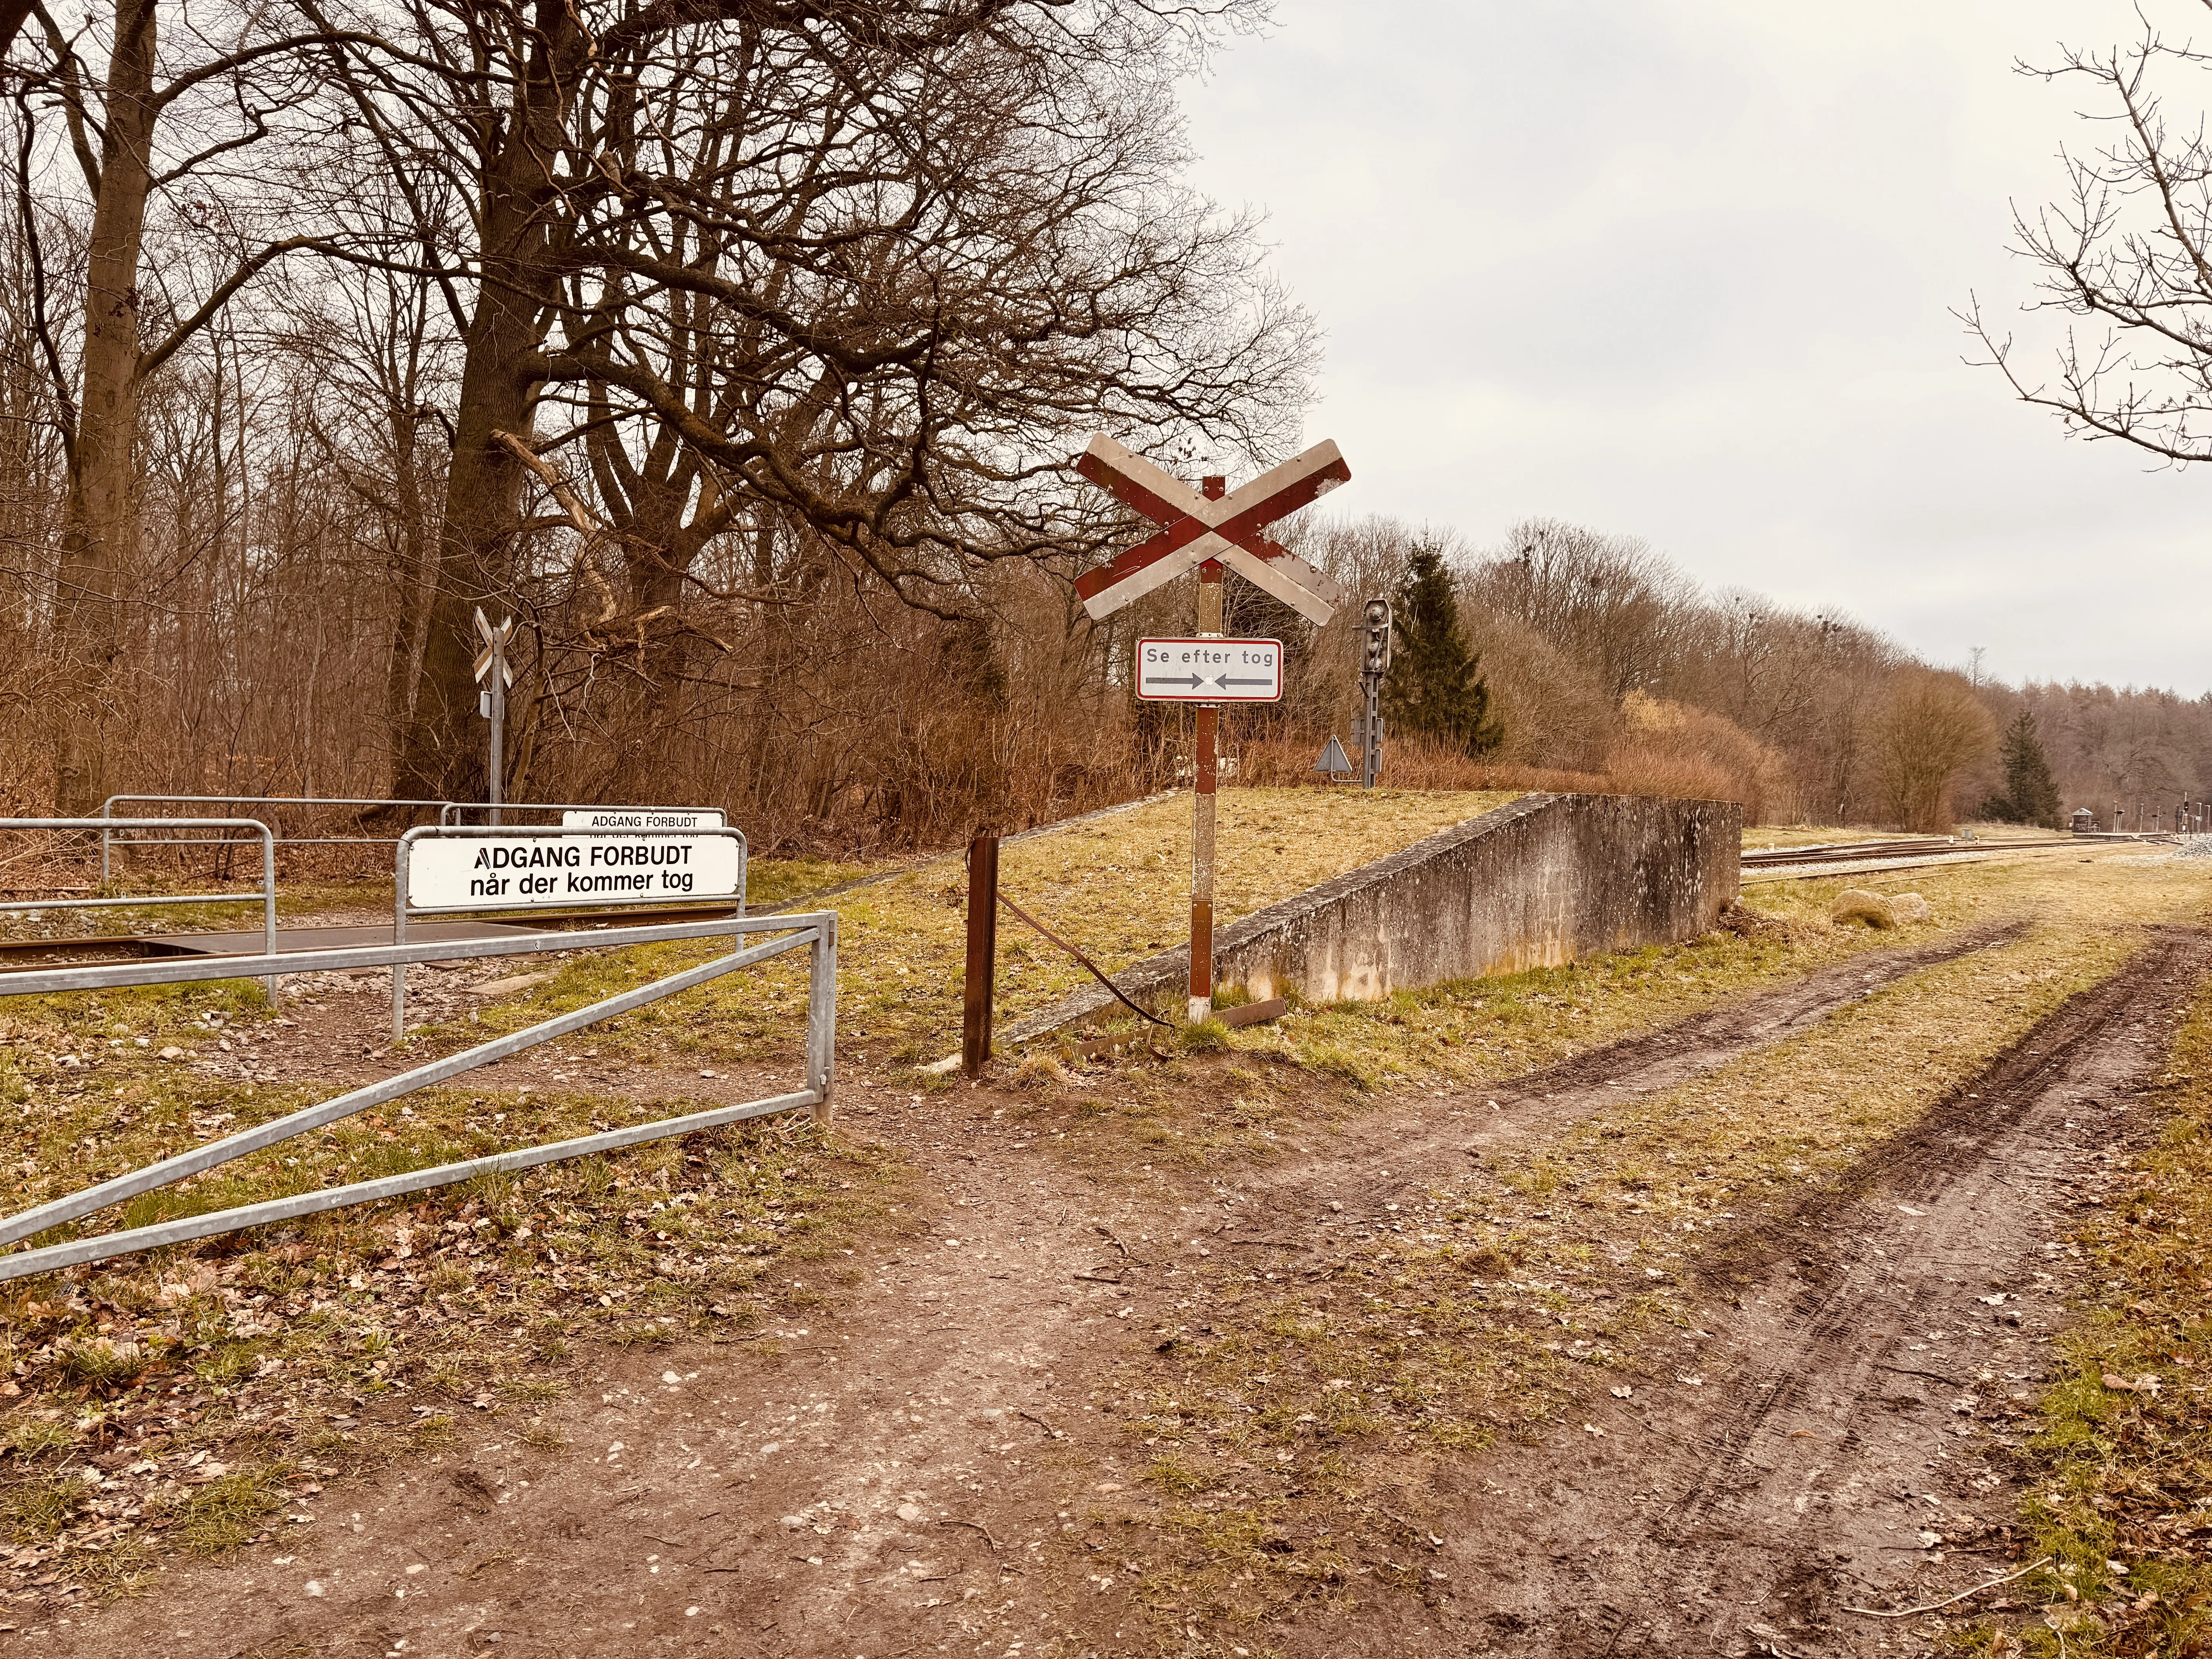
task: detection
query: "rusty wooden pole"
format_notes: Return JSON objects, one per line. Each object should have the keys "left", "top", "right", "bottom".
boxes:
{"left": 962, "top": 830, "right": 1000, "bottom": 1077}
{"left": 1190, "top": 474, "right": 1226, "bottom": 1024}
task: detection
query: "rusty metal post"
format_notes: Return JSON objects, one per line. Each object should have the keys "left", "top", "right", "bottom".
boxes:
{"left": 1190, "top": 474, "right": 1226, "bottom": 1024}
{"left": 962, "top": 831, "right": 1000, "bottom": 1077}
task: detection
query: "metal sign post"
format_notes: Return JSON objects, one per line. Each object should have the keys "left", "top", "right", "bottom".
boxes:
{"left": 1190, "top": 528, "right": 1225, "bottom": 1022}
{"left": 1077, "top": 436, "right": 1350, "bottom": 1021}
{"left": 473, "top": 608, "right": 515, "bottom": 825}
{"left": 1357, "top": 598, "right": 1392, "bottom": 790}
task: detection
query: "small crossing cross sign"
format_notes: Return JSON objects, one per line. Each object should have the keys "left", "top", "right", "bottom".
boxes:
{"left": 1072, "top": 436, "right": 1349, "bottom": 623}
{"left": 473, "top": 607, "right": 515, "bottom": 688}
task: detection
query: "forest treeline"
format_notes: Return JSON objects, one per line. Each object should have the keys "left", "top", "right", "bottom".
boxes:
{"left": 2, "top": 1, "right": 2204, "bottom": 851}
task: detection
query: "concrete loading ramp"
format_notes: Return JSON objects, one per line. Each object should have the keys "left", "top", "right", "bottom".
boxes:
{"left": 1003, "top": 792, "right": 1741, "bottom": 1044}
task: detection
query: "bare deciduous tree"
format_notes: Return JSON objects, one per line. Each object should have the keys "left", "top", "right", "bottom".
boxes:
{"left": 1965, "top": 2, "right": 2212, "bottom": 462}
{"left": 1876, "top": 669, "right": 1997, "bottom": 833}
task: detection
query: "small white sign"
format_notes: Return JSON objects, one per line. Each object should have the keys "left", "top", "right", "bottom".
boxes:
{"left": 409, "top": 833, "right": 742, "bottom": 911}
{"left": 1136, "top": 637, "right": 1285, "bottom": 702}
{"left": 559, "top": 808, "right": 725, "bottom": 831}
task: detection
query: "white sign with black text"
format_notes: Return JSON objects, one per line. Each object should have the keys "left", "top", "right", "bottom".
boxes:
{"left": 1136, "top": 637, "right": 1284, "bottom": 702}
{"left": 558, "top": 808, "right": 725, "bottom": 831}
{"left": 407, "top": 832, "right": 743, "bottom": 911}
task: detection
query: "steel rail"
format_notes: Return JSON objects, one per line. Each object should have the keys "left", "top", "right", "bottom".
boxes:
{"left": 99, "top": 795, "right": 457, "bottom": 883}
{"left": 0, "top": 923, "right": 815, "bottom": 1248}
{"left": 0, "top": 912, "right": 782, "bottom": 998}
{"left": 0, "top": 1091, "right": 821, "bottom": 1285}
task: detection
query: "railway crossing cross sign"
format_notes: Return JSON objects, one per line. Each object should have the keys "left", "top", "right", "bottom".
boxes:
{"left": 1073, "top": 436, "right": 1350, "bottom": 623}
{"left": 472, "top": 608, "right": 515, "bottom": 825}
{"left": 1072, "top": 436, "right": 1352, "bottom": 1021}
{"left": 473, "top": 608, "right": 515, "bottom": 691}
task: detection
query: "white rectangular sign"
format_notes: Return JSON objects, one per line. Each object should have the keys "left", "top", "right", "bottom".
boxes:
{"left": 408, "top": 833, "right": 743, "bottom": 911}
{"left": 1136, "top": 637, "right": 1285, "bottom": 702}
{"left": 559, "top": 807, "right": 725, "bottom": 831}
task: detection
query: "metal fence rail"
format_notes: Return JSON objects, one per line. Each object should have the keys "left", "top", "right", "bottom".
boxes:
{"left": 0, "top": 909, "right": 837, "bottom": 1285}
{"left": 99, "top": 795, "right": 463, "bottom": 875}
{"left": 4, "top": 817, "right": 279, "bottom": 1001}
{"left": 98, "top": 795, "right": 724, "bottom": 871}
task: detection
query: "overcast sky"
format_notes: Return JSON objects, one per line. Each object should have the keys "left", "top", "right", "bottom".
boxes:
{"left": 1178, "top": 0, "right": 2211, "bottom": 695}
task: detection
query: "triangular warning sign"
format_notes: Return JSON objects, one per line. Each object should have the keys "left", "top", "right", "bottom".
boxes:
{"left": 1314, "top": 735, "right": 1352, "bottom": 776}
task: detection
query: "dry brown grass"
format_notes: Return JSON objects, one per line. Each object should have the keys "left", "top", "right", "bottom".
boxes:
{"left": 1061, "top": 850, "right": 2212, "bottom": 1641}
{"left": 1958, "top": 977, "right": 2212, "bottom": 1656}
{"left": 458, "top": 787, "right": 1522, "bottom": 1070}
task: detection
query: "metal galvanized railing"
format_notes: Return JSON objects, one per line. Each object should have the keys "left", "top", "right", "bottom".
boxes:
{"left": 0, "top": 909, "right": 837, "bottom": 1285}
{"left": 98, "top": 795, "right": 452, "bottom": 878}
{"left": 96, "top": 795, "right": 722, "bottom": 874}
{"left": 3, "top": 817, "right": 280, "bottom": 1001}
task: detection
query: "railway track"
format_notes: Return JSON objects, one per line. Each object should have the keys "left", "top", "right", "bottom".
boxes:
{"left": 1740, "top": 836, "right": 2034, "bottom": 868}
{"left": 1739, "top": 833, "right": 2143, "bottom": 879}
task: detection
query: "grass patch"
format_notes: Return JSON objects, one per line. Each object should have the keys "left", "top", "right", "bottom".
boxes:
{"left": 0, "top": 995, "right": 913, "bottom": 1606}
{"left": 1079, "top": 887, "right": 2186, "bottom": 1643}
{"left": 160, "top": 1465, "right": 292, "bottom": 1555}
{"left": 445, "top": 788, "right": 1520, "bottom": 1071}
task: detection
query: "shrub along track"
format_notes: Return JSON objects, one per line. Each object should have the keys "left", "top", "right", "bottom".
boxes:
{"left": 24, "top": 917, "right": 2193, "bottom": 1659}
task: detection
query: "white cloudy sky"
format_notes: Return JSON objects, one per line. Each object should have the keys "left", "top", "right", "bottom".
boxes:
{"left": 1178, "top": 0, "right": 2211, "bottom": 693}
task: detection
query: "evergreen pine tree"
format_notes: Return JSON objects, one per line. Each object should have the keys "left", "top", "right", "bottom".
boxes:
{"left": 1381, "top": 543, "right": 1504, "bottom": 756}
{"left": 1994, "top": 710, "right": 2061, "bottom": 828}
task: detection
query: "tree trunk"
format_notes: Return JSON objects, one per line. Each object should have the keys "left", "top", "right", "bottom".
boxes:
{"left": 50, "top": 0, "right": 158, "bottom": 814}
{"left": 390, "top": 2, "right": 580, "bottom": 803}
{"left": 380, "top": 406, "right": 437, "bottom": 787}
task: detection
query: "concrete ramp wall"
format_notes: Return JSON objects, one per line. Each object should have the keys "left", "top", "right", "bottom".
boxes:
{"left": 1003, "top": 792, "right": 1740, "bottom": 1044}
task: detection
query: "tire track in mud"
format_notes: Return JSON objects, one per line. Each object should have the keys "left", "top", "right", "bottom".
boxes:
{"left": 1353, "top": 926, "right": 2212, "bottom": 1659}
{"left": 25, "top": 921, "right": 2043, "bottom": 1659}
{"left": 1232, "top": 921, "right": 2026, "bottom": 1227}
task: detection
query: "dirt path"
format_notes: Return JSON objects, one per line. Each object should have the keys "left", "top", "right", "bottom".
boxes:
{"left": 1278, "top": 926, "right": 2209, "bottom": 1658}
{"left": 36, "top": 920, "right": 2166, "bottom": 1659}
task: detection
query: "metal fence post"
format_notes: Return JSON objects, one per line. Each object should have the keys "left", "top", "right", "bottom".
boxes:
{"left": 392, "top": 837, "right": 410, "bottom": 1042}
{"left": 962, "top": 832, "right": 999, "bottom": 1077}
{"left": 261, "top": 825, "right": 279, "bottom": 1006}
{"left": 807, "top": 915, "right": 838, "bottom": 1123}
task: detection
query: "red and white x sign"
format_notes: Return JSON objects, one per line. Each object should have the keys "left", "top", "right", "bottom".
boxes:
{"left": 1072, "top": 436, "right": 1350, "bottom": 623}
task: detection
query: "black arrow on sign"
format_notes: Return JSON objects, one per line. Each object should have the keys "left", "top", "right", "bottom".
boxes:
{"left": 1144, "top": 675, "right": 1204, "bottom": 689}
{"left": 1221, "top": 676, "right": 1275, "bottom": 687}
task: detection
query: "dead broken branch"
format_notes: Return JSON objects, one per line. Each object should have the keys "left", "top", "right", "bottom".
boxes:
{"left": 1840, "top": 1555, "right": 2052, "bottom": 1618}
{"left": 940, "top": 1517, "right": 1000, "bottom": 1553}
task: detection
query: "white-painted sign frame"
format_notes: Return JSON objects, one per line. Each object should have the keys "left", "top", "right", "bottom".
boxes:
{"left": 402, "top": 826, "right": 746, "bottom": 913}
{"left": 1136, "top": 637, "right": 1285, "bottom": 703}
